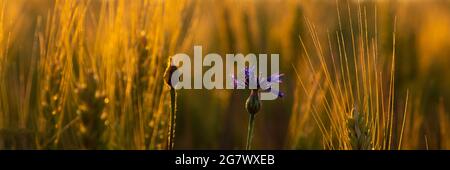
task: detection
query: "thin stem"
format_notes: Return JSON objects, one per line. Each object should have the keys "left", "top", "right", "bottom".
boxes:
{"left": 246, "top": 113, "right": 256, "bottom": 150}
{"left": 167, "top": 87, "right": 177, "bottom": 150}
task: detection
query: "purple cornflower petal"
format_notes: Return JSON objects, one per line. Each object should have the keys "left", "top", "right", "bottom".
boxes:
{"left": 277, "top": 91, "right": 285, "bottom": 98}
{"left": 267, "top": 73, "right": 284, "bottom": 83}
{"left": 244, "top": 66, "right": 256, "bottom": 78}
{"left": 230, "top": 65, "right": 285, "bottom": 99}
{"left": 231, "top": 74, "right": 246, "bottom": 89}
{"left": 259, "top": 73, "right": 284, "bottom": 90}
{"left": 245, "top": 66, "right": 258, "bottom": 88}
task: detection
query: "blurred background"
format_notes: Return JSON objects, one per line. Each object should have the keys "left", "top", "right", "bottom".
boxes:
{"left": 0, "top": 0, "right": 449, "bottom": 150}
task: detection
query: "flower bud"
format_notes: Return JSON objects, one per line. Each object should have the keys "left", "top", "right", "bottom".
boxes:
{"left": 246, "top": 90, "right": 261, "bottom": 115}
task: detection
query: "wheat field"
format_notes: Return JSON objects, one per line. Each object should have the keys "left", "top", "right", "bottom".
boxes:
{"left": 0, "top": 0, "right": 449, "bottom": 150}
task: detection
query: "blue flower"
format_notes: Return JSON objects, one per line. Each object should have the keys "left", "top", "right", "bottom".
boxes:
{"left": 231, "top": 66, "right": 284, "bottom": 98}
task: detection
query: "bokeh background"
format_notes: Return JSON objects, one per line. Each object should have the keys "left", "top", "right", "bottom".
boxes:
{"left": 0, "top": 0, "right": 449, "bottom": 150}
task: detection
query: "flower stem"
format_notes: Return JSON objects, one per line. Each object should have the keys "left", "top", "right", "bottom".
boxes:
{"left": 167, "top": 87, "right": 177, "bottom": 150}
{"left": 246, "top": 113, "right": 256, "bottom": 150}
